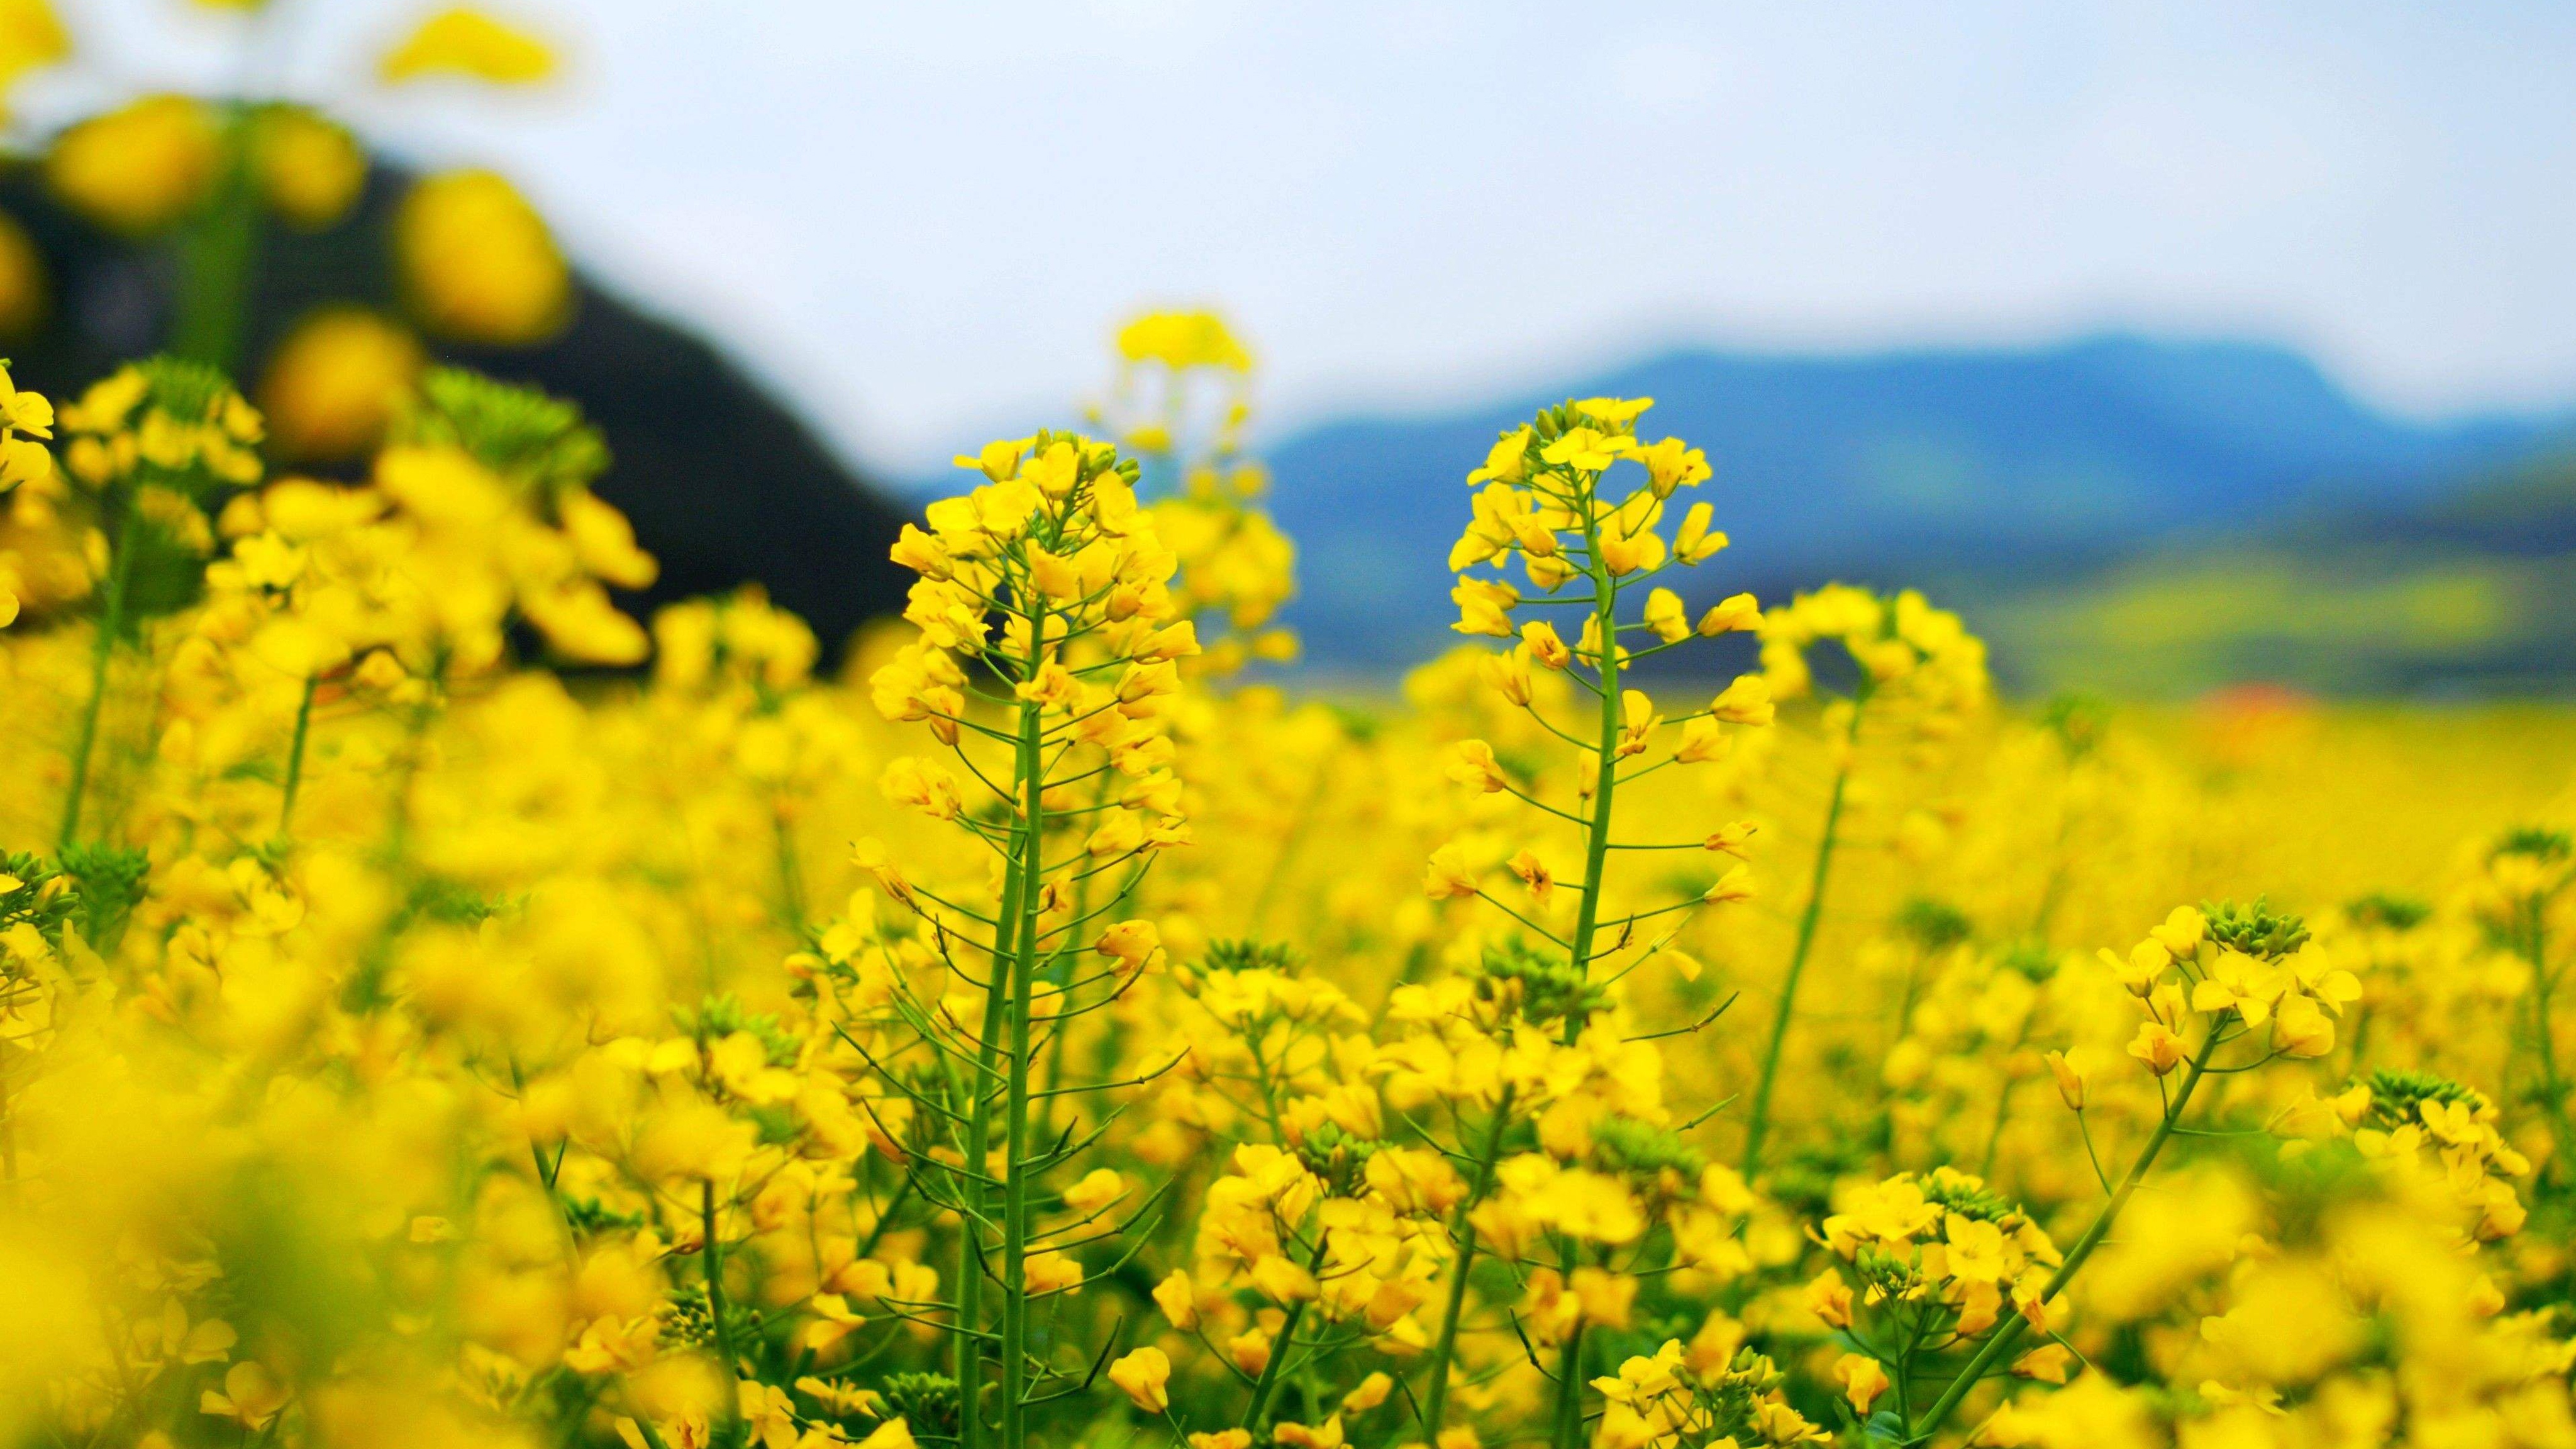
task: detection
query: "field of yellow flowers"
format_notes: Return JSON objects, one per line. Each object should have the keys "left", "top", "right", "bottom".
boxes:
{"left": 0, "top": 314, "right": 2569, "bottom": 1449}
{"left": 1, "top": 11, "right": 2575, "bottom": 1449}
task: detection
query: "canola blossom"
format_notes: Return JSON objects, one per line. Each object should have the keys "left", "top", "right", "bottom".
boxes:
{"left": 0, "top": 10, "right": 2569, "bottom": 1445}
{"left": 0, "top": 308, "right": 2566, "bottom": 1449}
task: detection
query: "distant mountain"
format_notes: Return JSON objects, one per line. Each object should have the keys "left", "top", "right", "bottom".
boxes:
{"left": 1262, "top": 335, "right": 2570, "bottom": 668}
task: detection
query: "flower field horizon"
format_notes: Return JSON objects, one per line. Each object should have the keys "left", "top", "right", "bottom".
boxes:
{"left": 0, "top": 314, "right": 2572, "bottom": 1449}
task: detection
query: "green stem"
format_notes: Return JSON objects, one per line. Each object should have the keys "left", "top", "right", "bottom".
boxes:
{"left": 1741, "top": 694, "right": 1866, "bottom": 1179}
{"left": 1978, "top": 1024, "right": 2033, "bottom": 1181}
{"left": 1565, "top": 542, "right": 1622, "bottom": 1032}
{"left": 1550, "top": 1313, "right": 1588, "bottom": 1449}
{"left": 2520, "top": 902, "right": 2571, "bottom": 1192}
{"left": 1242, "top": 1232, "right": 1335, "bottom": 1431}
{"left": 1536, "top": 502, "right": 1627, "bottom": 1449}
{"left": 1979, "top": 1077, "right": 2022, "bottom": 1181}
{"left": 1906, "top": 1029, "right": 2224, "bottom": 1443}
{"left": 58, "top": 492, "right": 138, "bottom": 849}
{"left": 954, "top": 688, "right": 1040, "bottom": 1449}
{"left": 172, "top": 106, "right": 260, "bottom": 372}
{"left": 277, "top": 674, "right": 318, "bottom": 839}
{"left": 701, "top": 1179, "right": 737, "bottom": 1376}
{"left": 1037, "top": 770, "right": 1116, "bottom": 1144}
{"left": 999, "top": 684, "right": 1045, "bottom": 1449}
{"left": 1414, "top": 1084, "right": 1518, "bottom": 1442}
{"left": 771, "top": 804, "right": 809, "bottom": 934}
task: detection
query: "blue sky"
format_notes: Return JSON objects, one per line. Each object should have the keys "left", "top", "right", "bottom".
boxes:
{"left": 32, "top": 1, "right": 2576, "bottom": 470}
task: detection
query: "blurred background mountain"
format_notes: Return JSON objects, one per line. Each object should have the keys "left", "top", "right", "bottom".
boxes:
{"left": 1243, "top": 334, "right": 2576, "bottom": 691}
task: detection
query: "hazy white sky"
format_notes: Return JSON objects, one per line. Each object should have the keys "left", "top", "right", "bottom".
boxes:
{"left": 33, "top": 1, "right": 2576, "bottom": 469}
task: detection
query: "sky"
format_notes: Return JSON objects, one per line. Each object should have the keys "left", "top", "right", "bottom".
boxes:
{"left": 29, "top": 1, "right": 2576, "bottom": 472}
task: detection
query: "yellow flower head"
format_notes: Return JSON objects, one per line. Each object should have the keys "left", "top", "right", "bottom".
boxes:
{"left": 396, "top": 170, "right": 570, "bottom": 345}
{"left": 380, "top": 7, "right": 558, "bottom": 86}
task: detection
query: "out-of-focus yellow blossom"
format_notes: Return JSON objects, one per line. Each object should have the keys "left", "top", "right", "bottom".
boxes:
{"left": 46, "top": 95, "right": 221, "bottom": 235}
{"left": 396, "top": 169, "right": 571, "bottom": 345}
{"left": 258, "top": 308, "right": 425, "bottom": 460}
{"left": 380, "top": 6, "right": 558, "bottom": 86}
{"left": 252, "top": 105, "right": 369, "bottom": 229}
{"left": 0, "top": 0, "right": 66, "bottom": 113}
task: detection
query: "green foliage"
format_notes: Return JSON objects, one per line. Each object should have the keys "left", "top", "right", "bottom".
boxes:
{"left": 399, "top": 367, "right": 610, "bottom": 502}
{"left": 686, "top": 994, "right": 801, "bottom": 1067}
{"left": 2201, "top": 897, "right": 2310, "bottom": 959}
{"left": 2363, "top": 1067, "right": 2489, "bottom": 1130}
{"left": 1892, "top": 896, "right": 1973, "bottom": 952}
{"left": 1200, "top": 939, "right": 1301, "bottom": 975}
{"left": 1477, "top": 935, "right": 1607, "bottom": 1027}
{"left": 0, "top": 852, "right": 74, "bottom": 941}
{"left": 2491, "top": 826, "right": 2572, "bottom": 865}
{"left": 55, "top": 842, "right": 148, "bottom": 949}
{"left": 1592, "top": 1116, "right": 1706, "bottom": 1179}
{"left": 879, "top": 1374, "right": 963, "bottom": 1440}
{"left": 2346, "top": 892, "right": 2431, "bottom": 931}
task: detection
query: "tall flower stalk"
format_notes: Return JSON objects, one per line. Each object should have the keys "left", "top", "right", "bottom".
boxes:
{"left": 52, "top": 359, "right": 265, "bottom": 848}
{"left": 857, "top": 433, "right": 1195, "bottom": 1449}
{"left": 1419, "top": 397, "right": 1771, "bottom": 1446}
{"left": 1867, "top": 901, "right": 2358, "bottom": 1443}
{"left": 2472, "top": 829, "right": 2573, "bottom": 1193}
{"left": 1736, "top": 585, "right": 1989, "bottom": 1180}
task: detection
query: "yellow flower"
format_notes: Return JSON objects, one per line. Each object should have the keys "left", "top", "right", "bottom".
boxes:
{"left": 2271, "top": 992, "right": 2335, "bottom": 1058}
{"left": 1710, "top": 674, "right": 1774, "bottom": 726}
{"left": 1153, "top": 1270, "right": 1199, "bottom": 1330}
{"left": 2045, "top": 1050, "right": 2085, "bottom": 1109}
{"left": 1062, "top": 1168, "right": 1127, "bottom": 1215}
{"left": 1450, "top": 578, "right": 1519, "bottom": 636}
{"left": 854, "top": 1419, "right": 917, "bottom": 1449}
{"left": 2148, "top": 905, "right": 2207, "bottom": 957}
{"left": 1674, "top": 501, "right": 1729, "bottom": 563}
{"left": 0, "top": 0, "right": 67, "bottom": 101}
{"left": 1023, "top": 1250, "right": 1083, "bottom": 1295}
{"left": 2127, "top": 1021, "right": 2188, "bottom": 1076}
{"left": 1572, "top": 396, "right": 1654, "bottom": 430}
{"left": 1697, "top": 592, "right": 1759, "bottom": 635}
{"left": 1467, "top": 426, "right": 1533, "bottom": 485}
{"left": 1626, "top": 436, "right": 1711, "bottom": 497}
{"left": 1340, "top": 1373, "right": 1393, "bottom": 1414}
{"left": 1804, "top": 1268, "right": 1855, "bottom": 1328}
{"left": 1835, "top": 1353, "right": 1889, "bottom": 1414}
{"left": 257, "top": 308, "right": 424, "bottom": 462}
{"left": 1272, "top": 1418, "right": 1344, "bottom": 1449}
{"left": 1424, "top": 842, "right": 1479, "bottom": 900}
{"left": 1117, "top": 310, "right": 1250, "bottom": 372}
{"left": 2012, "top": 1343, "right": 2075, "bottom": 1384}
{"left": 396, "top": 170, "right": 570, "bottom": 345}
{"left": 1540, "top": 426, "right": 1624, "bottom": 473}
{"left": 381, "top": 7, "right": 558, "bottom": 85}
{"left": 1108, "top": 1346, "right": 1170, "bottom": 1413}
{"left": 1447, "top": 739, "right": 1507, "bottom": 794}
{"left": 2099, "top": 940, "right": 2169, "bottom": 996}
{"left": 47, "top": 96, "right": 219, "bottom": 235}
{"left": 200, "top": 1362, "right": 289, "bottom": 1430}
{"left": 1616, "top": 689, "right": 1658, "bottom": 757}
{"left": 252, "top": 107, "right": 367, "bottom": 229}
{"left": 2189, "top": 949, "right": 2283, "bottom": 1026}
{"left": 1643, "top": 587, "right": 1690, "bottom": 643}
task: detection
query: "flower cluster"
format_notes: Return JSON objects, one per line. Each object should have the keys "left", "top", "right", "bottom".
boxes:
{"left": 0, "top": 294, "right": 2563, "bottom": 1449}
